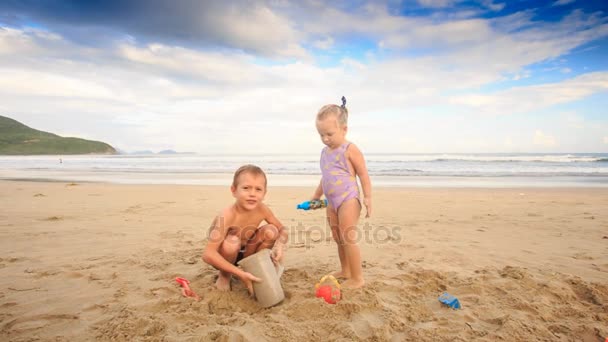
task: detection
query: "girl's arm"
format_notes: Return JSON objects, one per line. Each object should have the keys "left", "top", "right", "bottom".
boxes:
{"left": 348, "top": 144, "right": 372, "bottom": 217}
{"left": 312, "top": 180, "right": 323, "bottom": 200}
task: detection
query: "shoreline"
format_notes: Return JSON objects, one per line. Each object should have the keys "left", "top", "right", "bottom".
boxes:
{"left": 3, "top": 177, "right": 608, "bottom": 191}
{"left": 2, "top": 171, "right": 608, "bottom": 188}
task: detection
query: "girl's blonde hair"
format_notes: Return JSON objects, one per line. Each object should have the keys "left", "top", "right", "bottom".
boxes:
{"left": 316, "top": 96, "right": 348, "bottom": 126}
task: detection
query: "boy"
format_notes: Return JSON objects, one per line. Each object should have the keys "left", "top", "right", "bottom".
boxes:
{"left": 202, "top": 165, "right": 287, "bottom": 295}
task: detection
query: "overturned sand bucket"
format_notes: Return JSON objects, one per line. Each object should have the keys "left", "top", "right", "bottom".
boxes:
{"left": 238, "top": 249, "right": 285, "bottom": 308}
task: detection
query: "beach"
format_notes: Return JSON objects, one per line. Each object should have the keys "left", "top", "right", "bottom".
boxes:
{"left": 0, "top": 180, "right": 607, "bottom": 341}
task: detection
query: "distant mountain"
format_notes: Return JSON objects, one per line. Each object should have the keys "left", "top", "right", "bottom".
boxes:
{"left": 158, "top": 149, "right": 177, "bottom": 154}
{"left": 0, "top": 115, "right": 116, "bottom": 155}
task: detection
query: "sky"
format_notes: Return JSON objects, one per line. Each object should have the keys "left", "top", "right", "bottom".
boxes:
{"left": 0, "top": 0, "right": 607, "bottom": 154}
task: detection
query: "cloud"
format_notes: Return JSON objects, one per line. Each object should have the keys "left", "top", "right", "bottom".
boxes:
{"left": 417, "top": 0, "right": 455, "bottom": 8}
{"left": 296, "top": 3, "right": 608, "bottom": 86}
{"left": 480, "top": 0, "right": 505, "bottom": 12}
{"left": 312, "top": 37, "right": 334, "bottom": 50}
{"left": 604, "top": 137, "right": 608, "bottom": 144}
{"left": 0, "top": 27, "right": 64, "bottom": 56}
{"left": 1, "top": 2, "right": 607, "bottom": 153}
{"left": 449, "top": 72, "right": 608, "bottom": 115}
{"left": 553, "top": 0, "right": 576, "bottom": 6}
{"left": 0, "top": 0, "right": 305, "bottom": 58}
{"left": 534, "top": 130, "right": 557, "bottom": 147}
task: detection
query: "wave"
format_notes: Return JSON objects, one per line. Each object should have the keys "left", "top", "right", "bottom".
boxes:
{"left": 369, "top": 154, "right": 608, "bottom": 163}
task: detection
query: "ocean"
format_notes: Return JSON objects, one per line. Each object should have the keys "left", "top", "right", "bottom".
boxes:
{"left": 1, "top": 153, "right": 607, "bottom": 187}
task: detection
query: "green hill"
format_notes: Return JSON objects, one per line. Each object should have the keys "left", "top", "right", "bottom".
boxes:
{"left": 0, "top": 115, "right": 116, "bottom": 155}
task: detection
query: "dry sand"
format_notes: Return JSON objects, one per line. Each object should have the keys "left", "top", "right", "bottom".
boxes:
{"left": 0, "top": 180, "right": 607, "bottom": 341}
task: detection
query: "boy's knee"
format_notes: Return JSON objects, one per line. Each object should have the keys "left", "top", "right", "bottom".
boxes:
{"left": 220, "top": 234, "right": 241, "bottom": 254}
{"left": 260, "top": 224, "right": 279, "bottom": 241}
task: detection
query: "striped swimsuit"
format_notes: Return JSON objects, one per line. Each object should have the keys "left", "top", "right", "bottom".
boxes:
{"left": 320, "top": 142, "right": 360, "bottom": 211}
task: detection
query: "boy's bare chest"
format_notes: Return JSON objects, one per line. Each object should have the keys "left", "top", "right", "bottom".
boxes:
{"left": 226, "top": 214, "right": 265, "bottom": 240}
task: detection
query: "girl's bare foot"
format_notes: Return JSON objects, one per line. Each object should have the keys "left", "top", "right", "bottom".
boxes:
{"left": 341, "top": 278, "right": 365, "bottom": 289}
{"left": 215, "top": 274, "right": 231, "bottom": 291}
{"left": 332, "top": 270, "right": 351, "bottom": 279}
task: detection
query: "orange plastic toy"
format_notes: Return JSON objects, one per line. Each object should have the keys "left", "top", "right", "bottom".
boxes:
{"left": 315, "top": 275, "right": 341, "bottom": 304}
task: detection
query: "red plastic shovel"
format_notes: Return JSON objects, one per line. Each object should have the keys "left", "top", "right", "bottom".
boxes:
{"left": 175, "top": 277, "right": 201, "bottom": 301}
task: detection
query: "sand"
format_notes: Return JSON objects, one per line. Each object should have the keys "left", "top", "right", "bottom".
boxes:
{"left": 0, "top": 180, "right": 607, "bottom": 341}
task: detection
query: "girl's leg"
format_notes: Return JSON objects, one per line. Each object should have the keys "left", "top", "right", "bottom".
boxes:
{"left": 338, "top": 198, "right": 364, "bottom": 288}
{"left": 327, "top": 207, "right": 350, "bottom": 279}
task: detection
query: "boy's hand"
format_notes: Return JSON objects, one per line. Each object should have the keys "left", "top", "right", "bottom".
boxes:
{"left": 239, "top": 272, "right": 261, "bottom": 296}
{"left": 270, "top": 248, "right": 283, "bottom": 265}
{"left": 364, "top": 197, "right": 372, "bottom": 218}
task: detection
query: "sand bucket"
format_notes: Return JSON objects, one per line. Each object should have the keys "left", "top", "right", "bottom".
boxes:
{"left": 238, "top": 249, "right": 285, "bottom": 308}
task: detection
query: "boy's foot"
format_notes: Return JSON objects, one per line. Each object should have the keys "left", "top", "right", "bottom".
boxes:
{"left": 341, "top": 278, "right": 365, "bottom": 289}
{"left": 332, "top": 270, "right": 351, "bottom": 279}
{"left": 215, "top": 274, "right": 232, "bottom": 291}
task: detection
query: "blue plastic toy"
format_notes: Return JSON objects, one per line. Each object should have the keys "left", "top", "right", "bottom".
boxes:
{"left": 438, "top": 292, "right": 461, "bottom": 309}
{"left": 296, "top": 199, "right": 328, "bottom": 210}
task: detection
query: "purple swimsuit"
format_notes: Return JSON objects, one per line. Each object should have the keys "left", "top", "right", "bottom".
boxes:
{"left": 320, "top": 142, "right": 360, "bottom": 211}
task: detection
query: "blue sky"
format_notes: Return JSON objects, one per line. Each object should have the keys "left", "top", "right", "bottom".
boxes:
{"left": 0, "top": 0, "right": 607, "bottom": 153}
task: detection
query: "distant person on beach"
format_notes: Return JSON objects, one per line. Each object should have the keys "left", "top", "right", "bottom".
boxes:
{"left": 202, "top": 164, "right": 288, "bottom": 294}
{"left": 310, "top": 96, "right": 372, "bottom": 289}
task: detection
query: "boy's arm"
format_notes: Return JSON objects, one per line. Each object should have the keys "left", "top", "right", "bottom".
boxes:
{"left": 348, "top": 144, "right": 372, "bottom": 217}
{"left": 202, "top": 211, "right": 249, "bottom": 279}
{"left": 261, "top": 204, "right": 288, "bottom": 263}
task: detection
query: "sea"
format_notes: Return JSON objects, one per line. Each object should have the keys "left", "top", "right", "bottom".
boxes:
{"left": 1, "top": 153, "right": 607, "bottom": 188}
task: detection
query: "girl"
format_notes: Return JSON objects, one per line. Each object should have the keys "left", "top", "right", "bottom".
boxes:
{"left": 311, "top": 97, "right": 372, "bottom": 289}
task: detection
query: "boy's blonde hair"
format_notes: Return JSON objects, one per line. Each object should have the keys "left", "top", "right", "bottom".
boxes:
{"left": 316, "top": 96, "right": 348, "bottom": 126}
{"left": 232, "top": 164, "right": 267, "bottom": 188}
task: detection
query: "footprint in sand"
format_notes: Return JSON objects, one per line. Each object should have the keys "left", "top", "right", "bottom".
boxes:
{"left": 8, "top": 286, "right": 42, "bottom": 292}
{"left": 396, "top": 261, "right": 409, "bottom": 270}
{"left": 65, "top": 271, "right": 85, "bottom": 279}
{"left": 481, "top": 315, "right": 508, "bottom": 327}
{"left": 41, "top": 216, "right": 64, "bottom": 221}
{"left": 33, "top": 193, "right": 45, "bottom": 197}
{"left": 122, "top": 204, "right": 143, "bottom": 214}
{"left": 83, "top": 303, "right": 108, "bottom": 312}
{"left": 2, "top": 257, "right": 26, "bottom": 263}
{"left": 2, "top": 314, "right": 78, "bottom": 333}
{"left": 590, "top": 263, "right": 607, "bottom": 272}
{"left": 571, "top": 253, "right": 594, "bottom": 260}
{"left": 147, "top": 287, "right": 175, "bottom": 298}
{"left": 31, "top": 269, "right": 61, "bottom": 278}
{"left": 1, "top": 302, "right": 17, "bottom": 308}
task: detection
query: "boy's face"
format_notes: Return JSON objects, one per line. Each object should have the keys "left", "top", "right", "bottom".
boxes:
{"left": 231, "top": 172, "right": 267, "bottom": 210}
{"left": 316, "top": 116, "right": 347, "bottom": 149}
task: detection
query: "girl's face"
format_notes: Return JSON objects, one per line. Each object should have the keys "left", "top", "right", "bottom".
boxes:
{"left": 316, "top": 116, "right": 347, "bottom": 149}
{"left": 231, "top": 172, "right": 266, "bottom": 211}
